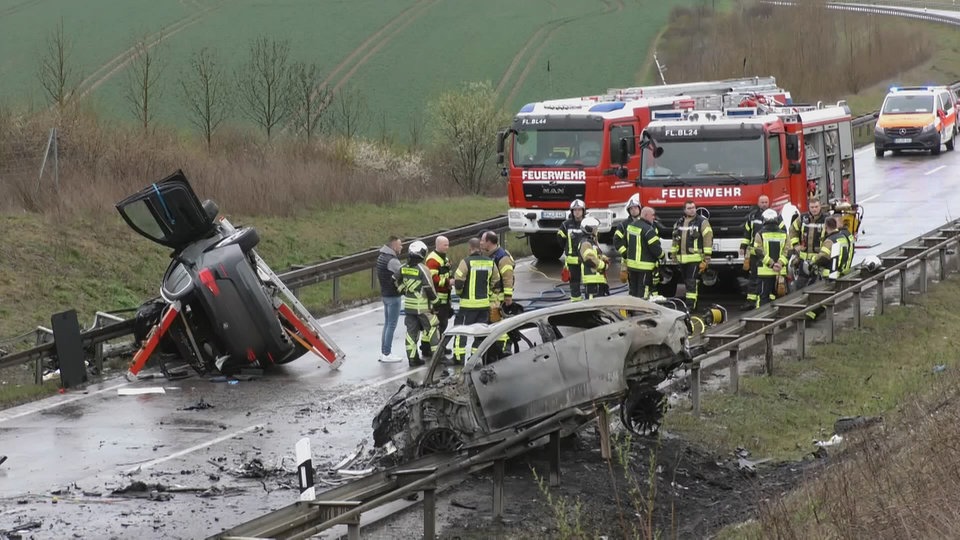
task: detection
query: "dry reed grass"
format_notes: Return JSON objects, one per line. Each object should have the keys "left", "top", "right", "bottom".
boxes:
{"left": 660, "top": 1, "right": 935, "bottom": 104}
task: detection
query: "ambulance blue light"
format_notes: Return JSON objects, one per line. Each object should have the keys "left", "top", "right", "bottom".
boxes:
{"left": 653, "top": 111, "right": 683, "bottom": 119}
{"left": 519, "top": 103, "right": 535, "bottom": 113}
{"left": 727, "top": 109, "right": 756, "bottom": 117}
{"left": 890, "top": 86, "right": 899, "bottom": 92}
{"left": 589, "top": 102, "right": 626, "bottom": 112}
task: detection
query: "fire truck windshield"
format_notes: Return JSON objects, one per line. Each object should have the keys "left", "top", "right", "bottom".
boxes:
{"left": 513, "top": 129, "right": 604, "bottom": 167}
{"left": 640, "top": 137, "right": 766, "bottom": 185}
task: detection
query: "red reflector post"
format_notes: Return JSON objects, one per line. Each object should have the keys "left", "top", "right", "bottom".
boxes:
{"left": 199, "top": 268, "right": 220, "bottom": 296}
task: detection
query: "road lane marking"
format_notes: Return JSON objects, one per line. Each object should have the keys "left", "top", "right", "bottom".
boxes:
{"left": 0, "top": 382, "right": 131, "bottom": 424}
{"left": 320, "top": 306, "right": 382, "bottom": 327}
{"left": 126, "top": 423, "right": 265, "bottom": 473}
{"left": 859, "top": 193, "right": 882, "bottom": 203}
{"left": 925, "top": 165, "right": 946, "bottom": 176}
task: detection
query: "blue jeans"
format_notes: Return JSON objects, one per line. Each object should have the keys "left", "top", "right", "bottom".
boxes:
{"left": 381, "top": 295, "right": 402, "bottom": 355}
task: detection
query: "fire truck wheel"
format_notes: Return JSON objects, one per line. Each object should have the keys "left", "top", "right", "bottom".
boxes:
{"left": 529, "top": 232, "right": 563, "bottom": 262}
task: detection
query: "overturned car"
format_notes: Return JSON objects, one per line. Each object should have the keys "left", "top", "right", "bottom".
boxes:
{"left": 372, "top": 296, "right": 701, "bottom": 460}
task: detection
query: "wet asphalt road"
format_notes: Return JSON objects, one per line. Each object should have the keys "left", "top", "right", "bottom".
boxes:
{"left": 2, "top": 143, "right": 960, "bottom": 539}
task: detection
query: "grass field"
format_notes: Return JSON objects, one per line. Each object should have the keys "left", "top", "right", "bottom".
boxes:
{"left": 0, "top": 0, "right": 691, "bottom": 143}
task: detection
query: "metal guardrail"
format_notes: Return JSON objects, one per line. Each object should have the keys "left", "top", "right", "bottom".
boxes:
{"left": 208, "top": 407, "right": 595, "bottom": 540}
{"left": 676, "top": 217, "right": 960, "bottom": 413}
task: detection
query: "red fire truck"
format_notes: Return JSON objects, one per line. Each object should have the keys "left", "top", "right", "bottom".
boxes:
{"left": 615, "top": 93, "right": 862, "bottom": 296}
{"left": 496, "top": 76, "right": 792, "bottom": 261}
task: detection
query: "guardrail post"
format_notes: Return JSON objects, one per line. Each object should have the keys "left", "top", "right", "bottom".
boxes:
{"left": 940, "top": 248, "right": 947, "bottom": 281}
{"left": 423, "top": 484, "right": 437, "bottom": 539}
{"left": 34, "top": 329, "right": 47, "bottom": 385}
{"left": 795, "top": 319, "right": 805, "bottom": 360}
{"left": 825, "top": 304, "right": 835, "bottom": 343}
{"left": 899, "top": 267, "right": 908, "bottom": 305}
{"left": 549, "top": 430, "right": 561, "bottom": 487}
{"left": 728, "top": 348, "right": 739, "bottom": 394}
{"left": 312, "top": 501, "right": 361, "bottom": 540}
{"left": 597, "top": 405, "right": 611, "bottom": 460}
{"left": 332, "top": 277, "right": 341, "bottom": 305}
{"left": 492, "top": 458, "right": 505, "bottom": 519}
{"left": 691, "top": 365, "right": 701, "bottom": 417}
{"left": 764, "top": 332, "right": 774, "bottom": 375}
{"left": 877, "top": 276, "right": 885, "bottom": 316}
{"left": 371, "top": 268, "right": 377, "bottom": 291}
{"left": 852, "top": 290, "right": 862, "bottom": 329}
{"left": 920, "top": 255, "right": 928, "bottom": 293}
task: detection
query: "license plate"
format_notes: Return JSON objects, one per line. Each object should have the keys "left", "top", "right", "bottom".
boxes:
{"left": 894, "top": 138, "right": 911, "bottom": 144}
{"left": 542, "top": 211, "right": 567, "bottom": 219}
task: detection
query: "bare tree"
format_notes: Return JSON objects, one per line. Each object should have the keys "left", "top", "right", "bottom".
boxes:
{"left": 125, "top": 34, "right": 167, "bottom": 134}
{"left": 427, "top": 81, "right": 510, "bottom": 194}
{"left": 287, "top": 61, "right": 328, "bottom": 141}
{"left": 236, "top": 36, "right": 292, "bottom": 140}
{"left": 179, "top": 47, "right": 230, "bottom": 150}
{"left": 37, "top": 17, "right": 79, "bottom": 112}
{"left": 330, "top": 86, "right": 368, "bottom": 140}
{"left": 407, "top": 112, "right": 424, "bottom": 152}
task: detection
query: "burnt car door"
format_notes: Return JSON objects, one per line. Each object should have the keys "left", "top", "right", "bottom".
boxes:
{"left": 468, "top": 320, "right": 564, "bottom": 432}
{"left": 546, "top": 308, "right": 632, "bottom": 406}
{"left": 115, "top": 169, "right": 215, "bottom": 251}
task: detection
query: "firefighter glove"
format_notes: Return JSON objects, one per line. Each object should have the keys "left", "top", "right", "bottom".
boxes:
{"left": 619, "top": 268, "right": 628, "bottom": 283}
{"left": 698, "top": 261, "right": 708, "bottom": 273}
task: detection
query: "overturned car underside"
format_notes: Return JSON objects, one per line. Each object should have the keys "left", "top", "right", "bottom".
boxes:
{"left": 372, "top": 296, "right": 697, "bottom": 461}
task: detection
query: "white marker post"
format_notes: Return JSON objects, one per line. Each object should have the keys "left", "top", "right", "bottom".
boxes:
{"left": 296, "top": 437, "right": 315, "bottom": 501}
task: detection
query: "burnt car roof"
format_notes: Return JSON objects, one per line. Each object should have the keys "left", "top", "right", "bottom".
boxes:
{"left": 448, "top": 296, "right": 677, "bottom": 335}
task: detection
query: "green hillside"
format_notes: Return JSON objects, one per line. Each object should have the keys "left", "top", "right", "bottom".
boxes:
{"left": 0, "top": 0, "right": 690, "bottom": 142}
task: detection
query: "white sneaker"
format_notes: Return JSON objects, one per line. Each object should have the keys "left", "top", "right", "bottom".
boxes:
{"left": 379, "top": 353, "right": 403, "bottom": 363}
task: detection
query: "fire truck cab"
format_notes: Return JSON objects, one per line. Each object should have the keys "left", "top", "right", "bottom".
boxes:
{"left": 618, "top": 94, "right": 860, "bottom": 295}
{"left": 496, "top": 76, "right": 790, "bottom": 262}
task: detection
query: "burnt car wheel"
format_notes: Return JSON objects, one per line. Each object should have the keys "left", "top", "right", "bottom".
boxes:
{"left": 620, "top": 387, "right": 666, "bottom": 437}
{"left": 416, "top": 427, "right": 464, "bottom": 456}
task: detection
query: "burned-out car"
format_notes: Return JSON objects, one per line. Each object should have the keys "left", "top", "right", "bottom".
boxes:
{"left": 372, "top": 296, "right": 699, "bottom": 460}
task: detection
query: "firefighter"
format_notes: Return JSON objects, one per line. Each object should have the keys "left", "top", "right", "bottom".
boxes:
{"left": 617, "top": 197, "right": 663, "bottom": 298}
{"left": 452, "top": 238, "right": 500, "bottom": 364}
{"left": 752, "top": 209, "right": 788, "bottom": 308}
{"left": 557, "top": 199, "right": 586, "bottom": 301}
{"left": 814, "top": 217, "right": 854, "bottom": 281}
{"left": 579, "top": 216, "right": 609, "bottom": 299}
{"left": 671, "top": 200, "right": 713, "bottom": 310}
{"left": 394, "top": 240, "right": 438, "bottom": 367}
{"left": 790, "top": 197, "right": 827, "bottom": 291}
{"left": 739, "top": 195, "right": 771, "bottom": 310}
{"left": 614, "top": 194, "right": 640, "bottom": 283}
{"left": 424, "top": 235, "right": 452, "bottom": 354}
{"left": 481, "top": 230, "right": 515, "bottom": 355}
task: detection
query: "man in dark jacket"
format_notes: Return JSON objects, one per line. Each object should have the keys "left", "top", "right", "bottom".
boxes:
{"left": 376, "top": 236, "right": 404, "bottom": 362}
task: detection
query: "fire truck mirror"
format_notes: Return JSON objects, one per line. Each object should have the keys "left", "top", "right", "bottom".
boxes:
{"left": 496, "top": 130, "right": 506, "bottom": 164}
{"left": 785, "top": 133, "right": 800, "bottom": 161}
{"left": 617, "top": 139, "right": 630, "bottom": 165}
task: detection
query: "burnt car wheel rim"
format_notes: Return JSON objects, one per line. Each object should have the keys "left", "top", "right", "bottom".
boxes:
{"left": 417, "top": 428, "right": 464, "bottom": 456}
{"left": 620, "top": 389, "right": 666, "bottom": 437}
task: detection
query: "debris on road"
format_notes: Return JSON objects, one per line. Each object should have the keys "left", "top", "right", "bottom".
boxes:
{"left": 118, "top": 387, "right": 166, "bottom": 396}
{"left": 180, "top": 398, "right": 215, "bottom": 411}
{"left": 814, "top": 434, "right": 844, "bottom": 448}
{"left": 0, "top": 521, "right": 42, "bottom": 539}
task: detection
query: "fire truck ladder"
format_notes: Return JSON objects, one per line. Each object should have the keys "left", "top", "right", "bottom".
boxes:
{"left": 607, "top": 76, "right": 783, "bottom": 101}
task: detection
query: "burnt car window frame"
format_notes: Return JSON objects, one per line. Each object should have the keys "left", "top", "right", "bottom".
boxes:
{"left": 546, "top": 308, "right": 624, "bottom": 339}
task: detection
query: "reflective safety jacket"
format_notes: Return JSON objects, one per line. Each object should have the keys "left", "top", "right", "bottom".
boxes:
{"left": 454, "top": 252, "right": 500, "bottom": 310}
{"left": 740, "top": 206, "right": 766, "bottom": 256}
{"left": 489, "top": 247, "right": 515, "bottom": 301}
{"left": 396, "top": 262, "right": 438, "bottom": 314}
{"left": 579, "top": 238, "right": 608, "bottom": 285}
{"left": 791, "top": 212, "right": 826, "bottom": 260}
{"left": 816, "top": 230, "right": 854, "bottom": 279}
{"left": 425, "top": 250, "right": 451, "bottom": 304}
{"left": 753, "top": 225, "right": 788, "bottom": 277}
{"left": 672, "top": 214, "right": 714, "bottom": 263}
{"left": 618, "top": 218, "right": 663, "bottom": 271}
{"left": 557, "top": 216, "right": 585, "bottom": 266}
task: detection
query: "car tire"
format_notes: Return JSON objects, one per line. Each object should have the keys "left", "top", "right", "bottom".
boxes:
{"left": 948, "top": 127, "right": 956, "bottom": 151}
{"left": 875, "top": 147, "right": 884, "bottom": 158}
{"left": 933, "top": 144, "right": 942, "bottom": 156}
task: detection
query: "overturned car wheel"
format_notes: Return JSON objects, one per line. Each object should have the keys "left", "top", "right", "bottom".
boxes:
{"left": 620, "top": 386, "right": 666, "bottom": 437}
{"left": 416, "top": 427, "right": 464, "bottom": 457}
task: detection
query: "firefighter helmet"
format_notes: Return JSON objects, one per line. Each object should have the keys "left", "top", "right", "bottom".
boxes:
{"left": 408, "top": 240, "right": 428, "bottom": 259}
{"left": 581, "top": 216, "right": 600, "bottom": 235}
{"left": 501, "top": 302, "right": 525, "bottom": 318}
{"left": 863, "top": 255, "right": 882, "bottom": 273}
{"left": 762, "top": 208, "right": 778, "bottom": 222}
{"left": 624, "top": 193, "right": 641, "bottom": 213}
{"left": 570, "top": 199, "right": 586, "bottom": 210}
